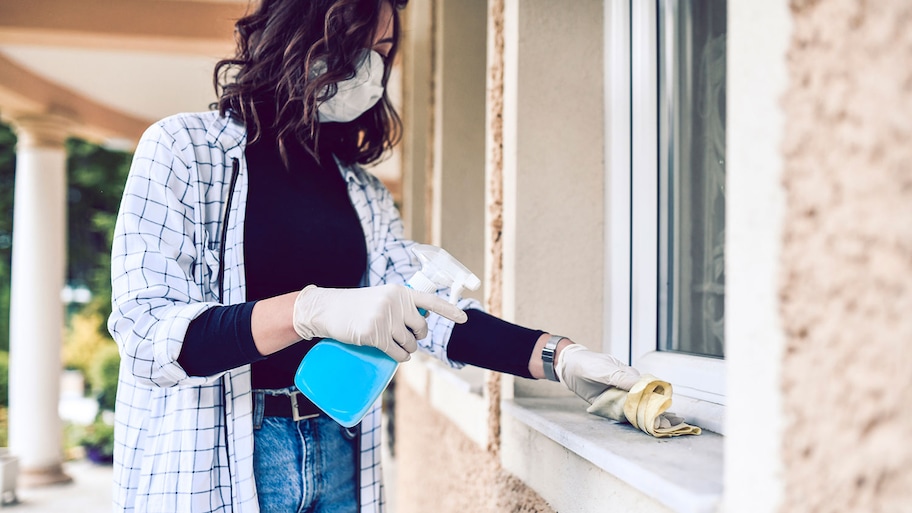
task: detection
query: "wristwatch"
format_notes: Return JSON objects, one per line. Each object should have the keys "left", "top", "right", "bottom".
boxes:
{"left": 541, "top": 335, "right": 564, "bottom": 382}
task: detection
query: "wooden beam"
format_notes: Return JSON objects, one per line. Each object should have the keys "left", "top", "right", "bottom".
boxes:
{"left": 0, "top": 53, "right": 151, "bottom": 144}
{"left": 0, "top": 0, "right": 249, "bottom": 54}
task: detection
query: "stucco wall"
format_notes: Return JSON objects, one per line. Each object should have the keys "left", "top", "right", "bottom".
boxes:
{"left": 395, "top": 381, "right": 554, "bottom": 513}
{"left": 780, "top": 1, "right": 912, "bottom": 511}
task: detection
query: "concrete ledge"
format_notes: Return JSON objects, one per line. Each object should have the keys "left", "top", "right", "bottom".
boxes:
{"left": 397, "top": 356, "right": 489, "bottom": 447}
{"left": 503, "top": 397, "right": 723, "bottom": 513}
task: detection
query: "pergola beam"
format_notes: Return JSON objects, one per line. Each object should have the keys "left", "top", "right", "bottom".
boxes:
{"left": 0, "top": 54, "right": 151, "bottom": 144}
{"left": 0, "top": 0, "right": 248, "bottom": 54}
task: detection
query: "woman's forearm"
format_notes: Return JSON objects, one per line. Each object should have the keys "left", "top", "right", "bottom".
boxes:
{"left": 250, "top": 291, "right": 301, "bottom": 356}
{"left": 527, "top": 333, "right": 573, "bottom": 380}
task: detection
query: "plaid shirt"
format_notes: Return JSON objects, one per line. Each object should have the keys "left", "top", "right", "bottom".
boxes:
{"left": 108, "top": 111, "right": 479, "bottom": 512}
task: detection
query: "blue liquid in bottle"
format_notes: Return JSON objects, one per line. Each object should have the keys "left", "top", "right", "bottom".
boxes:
{"left": 293, "top": 293, "right": 425, "bottom": 428}
{"left": 293, "top": 341, "right": 397, "bottom": 428}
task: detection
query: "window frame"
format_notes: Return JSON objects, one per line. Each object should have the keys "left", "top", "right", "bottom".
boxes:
{"left": 605, "top": 0, "right": 726, "bottom": 434}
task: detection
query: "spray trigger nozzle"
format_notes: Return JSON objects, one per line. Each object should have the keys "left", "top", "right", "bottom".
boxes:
{"left": 409, "top": 244, "right": 480, "bottom": 305}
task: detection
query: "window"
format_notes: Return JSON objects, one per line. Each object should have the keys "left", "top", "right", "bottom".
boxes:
{"left": 658, "top": 0, "right": 726, "bottom": 359}
{"left": 606, "top": 0, "right": 726, "bottom": 433}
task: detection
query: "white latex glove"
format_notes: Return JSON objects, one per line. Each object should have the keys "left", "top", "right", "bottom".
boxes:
{"left": 292, "top": 284, "right": 468, "bottom": 362}
{"left": 555, "top": 343, "right": 641, "bottom": 403}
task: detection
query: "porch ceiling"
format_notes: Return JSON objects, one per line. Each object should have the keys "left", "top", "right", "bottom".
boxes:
{"left": 0, "top": 0, "right": 251, "bottom": 148}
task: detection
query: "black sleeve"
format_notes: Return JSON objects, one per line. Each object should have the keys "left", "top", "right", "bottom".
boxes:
{"left": 446, "top": 309, "right": 543, "bottom": 379}
{"left": 177, "top": 301, "right": 267, "bottom": 377}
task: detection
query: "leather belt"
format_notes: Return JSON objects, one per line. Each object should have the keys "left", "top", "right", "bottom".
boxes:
{"left": 262, "top": 391, "right": 321, "bottom": 421}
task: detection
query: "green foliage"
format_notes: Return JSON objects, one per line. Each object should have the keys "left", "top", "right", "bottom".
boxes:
{"left": 63, "top": 304, "right": 120, "bottom": 410}
{"left": 0, "top": 123, "right": 15, "bottom": 354}
{"left": 0, "top": 408, "right": 7, "bottom": 447}
{"left": 89, "top": 343, "right": 120, "bottom": 412}
{"left": 63, "top": 307, "right": 113, "bottom": 375}
{"left": 0, "top": 351, "right": 7, "bottom": 408}
{"left": 73, "top": 415, "right": 115, "bottom": 460}
{"left": 65, "top": 138, "right": 132, "bottom": 323}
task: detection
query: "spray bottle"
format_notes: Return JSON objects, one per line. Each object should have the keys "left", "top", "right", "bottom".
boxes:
{"left": 293, "top": 244, "right": 481, "bottom": 427}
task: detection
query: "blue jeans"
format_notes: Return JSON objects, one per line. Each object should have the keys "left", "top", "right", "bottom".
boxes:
{"left": 253, "top": 408, "right": 358, "bottom": 513}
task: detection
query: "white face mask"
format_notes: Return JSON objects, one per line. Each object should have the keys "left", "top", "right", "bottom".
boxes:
{"left": 316, "top": 50, "right": 386, "bottom": 123}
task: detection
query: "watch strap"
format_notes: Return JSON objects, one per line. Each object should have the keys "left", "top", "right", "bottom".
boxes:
{"left": 541, "top": 335, "right": 564, "bottom": 382}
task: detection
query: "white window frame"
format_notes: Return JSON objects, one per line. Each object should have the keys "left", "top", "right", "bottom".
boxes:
{"left": 605, "top": 0, "right": 725, "bottom": 434}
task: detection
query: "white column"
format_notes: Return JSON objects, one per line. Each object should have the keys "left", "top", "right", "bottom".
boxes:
{"left": 8, "top": 114, "right": 72, "bottom": 486}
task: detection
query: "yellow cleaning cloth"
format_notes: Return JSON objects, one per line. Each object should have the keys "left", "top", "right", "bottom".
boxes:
{"left": 587, "top": 375, "right": 701, "bottom": 438}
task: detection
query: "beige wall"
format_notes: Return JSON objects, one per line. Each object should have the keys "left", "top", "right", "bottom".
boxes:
{"left": 400, "top": 0, "right": 433, "bottom": 243}
{"left": 429, "top": 0, "right": 488, "bottom": 304}
{"left": 395, "top": 0, "right": 547, "bottom": 508}
{"left": 501, "top": 0, "right": 606, "bottom": 400}
{"left": 780, "top": 1, "right": 912, "bottom": 511}
{"left": 395, "top": 379, "right": 553, "bottom": 513}
{"left": 395, "top": 0, "right": 614, "bottom": 510}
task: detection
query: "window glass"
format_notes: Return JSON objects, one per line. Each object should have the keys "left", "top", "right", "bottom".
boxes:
{"left": 658, "top": 0, "right": 726, "bottom": 358}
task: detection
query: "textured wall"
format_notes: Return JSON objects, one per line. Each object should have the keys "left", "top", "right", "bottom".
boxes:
{"left": 393, "top": 1, "right": 554, "bottom": 511}
{"left": 394, "top": 382, "right": 555, "bottom": 513}
{"left": 780, "top": 1, "right": 912, "bottom": 512}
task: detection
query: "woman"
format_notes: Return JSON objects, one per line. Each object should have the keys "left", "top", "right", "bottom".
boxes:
{"left": 108, "top": 1, "right": 640, "bottom": 512}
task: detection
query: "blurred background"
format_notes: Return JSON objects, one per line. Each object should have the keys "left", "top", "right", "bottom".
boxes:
{"left": 2, "top": 1, "right": 911, "bottom": 513}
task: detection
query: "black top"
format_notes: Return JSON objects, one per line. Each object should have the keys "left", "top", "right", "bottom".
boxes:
{"left": 178, "top": 111, "right": 541, "bottom": 384}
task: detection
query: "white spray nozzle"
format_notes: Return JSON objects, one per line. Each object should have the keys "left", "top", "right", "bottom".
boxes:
{"left": 408, "top": 244, "right": 481, "bottom": 304}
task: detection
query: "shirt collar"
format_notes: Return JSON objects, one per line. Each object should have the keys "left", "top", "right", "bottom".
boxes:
{"left": 205, "top": 111, "right": 247, "bottom": 155}
{"left": 334, "top": 155, "right": 366, "bottom": 186}
{"left": 206, "top": 111, "right": 366, "bottom": 186}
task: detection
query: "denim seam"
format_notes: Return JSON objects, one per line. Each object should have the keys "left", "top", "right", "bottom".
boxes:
{"left": 252, "top": 390, "right": 265, "bottom": 430}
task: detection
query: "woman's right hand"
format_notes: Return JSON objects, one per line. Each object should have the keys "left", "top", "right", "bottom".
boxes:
{"left": 292, "top": 284, "right": 468, "bottom": 362}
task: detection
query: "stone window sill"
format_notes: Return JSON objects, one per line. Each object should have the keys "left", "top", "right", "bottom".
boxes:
{"left": 503, "top": 397, "right": 723, "bottom": 513}
{"left": 404, "top": 358, "right": 723, "bottom": 513}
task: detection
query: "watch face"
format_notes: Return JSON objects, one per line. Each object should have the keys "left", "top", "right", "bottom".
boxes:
{"left": 543, "top": 336, "right": 561, "bottom": 357}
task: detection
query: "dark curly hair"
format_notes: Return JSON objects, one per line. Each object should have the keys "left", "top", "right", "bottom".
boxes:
{"left": 213, "top": 0, "right": 408, "bottom": 166}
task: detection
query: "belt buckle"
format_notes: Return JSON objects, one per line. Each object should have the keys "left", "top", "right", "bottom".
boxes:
{"left": 290, "top": 391, "right": 319, "bottom": 422}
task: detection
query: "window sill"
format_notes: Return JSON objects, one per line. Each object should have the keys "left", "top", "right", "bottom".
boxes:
{"left": 502, "top": 397, "right": 723, "bottom": 513}
{"left": 400, "top": 358, "right": 723, "bottom": 512}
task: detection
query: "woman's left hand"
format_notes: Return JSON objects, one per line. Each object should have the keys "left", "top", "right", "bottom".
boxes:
{"left": 555, "top": 344, "right": 641, "bottom": 403}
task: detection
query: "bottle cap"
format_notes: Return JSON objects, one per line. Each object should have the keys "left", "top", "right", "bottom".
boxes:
{"left": 408, "top": 270, "right": 437, "bottom": 294}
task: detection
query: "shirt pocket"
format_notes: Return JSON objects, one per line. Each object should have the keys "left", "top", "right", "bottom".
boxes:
{"left": 201, "top": 230, "right": 222, "bottom": 302}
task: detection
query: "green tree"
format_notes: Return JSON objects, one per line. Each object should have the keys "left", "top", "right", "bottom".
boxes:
{"left": 65, "top": 138, "right": 132, "bottom": 321}
{"left": 0, "top": 123, "right": 16, "bottom": 353}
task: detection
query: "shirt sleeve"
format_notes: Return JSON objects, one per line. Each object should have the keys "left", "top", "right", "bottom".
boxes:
{"left": 178, "top": 301, "right": 266, "bottom": 377}
{"left": 446, "top": 309, "right": 543, "bottom": 379}
{"left": 107, "top": 121, "right": 224, "bottom": 388}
